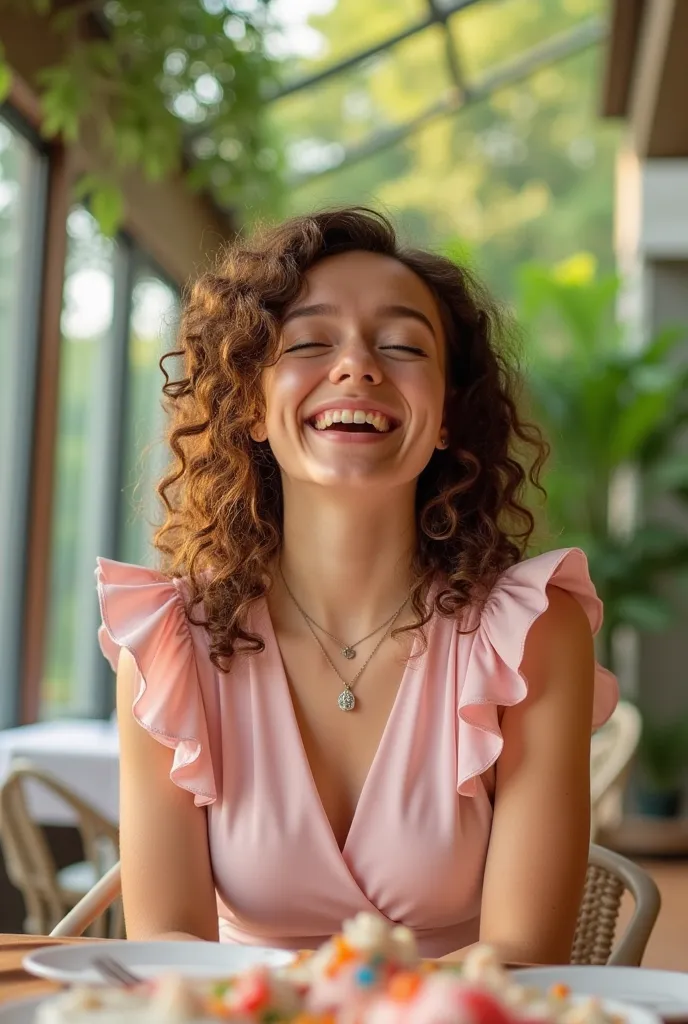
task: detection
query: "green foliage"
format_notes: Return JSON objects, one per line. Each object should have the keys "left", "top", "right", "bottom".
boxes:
{"left": 637, "top": 714, "right": 688, "bottom": 791}
{"left": 515, "top": 258, "right": 688, "bottom": 668}
{"left": 74, "top": 174, "right": 125, "bottom": 238}
{"left": 0, "top": 0, "right": 283, "bottom": 234}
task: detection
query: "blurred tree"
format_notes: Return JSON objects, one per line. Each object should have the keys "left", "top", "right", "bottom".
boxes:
{"left": 271, "top": 0, "right": 621, "bottom": 299}
{"left": 0, "top": 0, "right": 284, "bottom": 233}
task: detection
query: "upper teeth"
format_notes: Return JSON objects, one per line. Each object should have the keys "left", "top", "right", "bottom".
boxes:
{"left": 311, "top": 409, "right": 392, "bottom": 432}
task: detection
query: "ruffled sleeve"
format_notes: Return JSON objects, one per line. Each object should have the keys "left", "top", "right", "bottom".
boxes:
{"left": 457, "top": 547, "right": 619, "bottom": 797}
{"left": 96, "top": 557, "right": 216, "bottom": 806}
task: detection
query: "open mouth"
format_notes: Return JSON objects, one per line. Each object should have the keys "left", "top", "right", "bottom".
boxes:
{"left": 307, "top": 409, "right": 399, "bottom": 434}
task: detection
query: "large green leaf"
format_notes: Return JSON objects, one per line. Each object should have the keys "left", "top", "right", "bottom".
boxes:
{"left": 518, "top": 264, "right": 620, "bottom": 356}
{"left": 609, "top": 384, "right": 679, "bottom": 464}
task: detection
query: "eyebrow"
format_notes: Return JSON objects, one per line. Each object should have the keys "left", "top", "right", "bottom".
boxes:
{"left": 282, "top": 302, "right": 437, "bottom": 338}
{"left": 282, "top": 303, "right": 338, "bottom": 324}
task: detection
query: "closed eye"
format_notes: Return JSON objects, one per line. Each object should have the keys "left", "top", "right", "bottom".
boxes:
{"left": 380, "top": 344, "right": 427, "bottom": 356}
{"left": 284, "top": 341, "right": 330, "bottom": 354}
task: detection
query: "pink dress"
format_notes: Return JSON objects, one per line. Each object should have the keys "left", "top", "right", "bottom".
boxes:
{"left": 96, "top": 547, "right": 617, "bottom": 958}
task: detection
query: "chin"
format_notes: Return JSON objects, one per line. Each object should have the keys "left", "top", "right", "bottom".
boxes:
{"left": 305, "top": 463, "right": 422, "bottom": 493}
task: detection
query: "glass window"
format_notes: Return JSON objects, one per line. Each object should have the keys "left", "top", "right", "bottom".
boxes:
{"left": 41, "top": 207, "right": 117, "bottom": 720}
{"left": 0, "top": 112, "right": 46, "bottom": 728}
{"left": 119, "top": 268, "right": 179, "bottom": 568}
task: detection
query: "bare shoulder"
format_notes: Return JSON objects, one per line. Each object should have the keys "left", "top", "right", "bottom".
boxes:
{"left": 527, "top": 584, "right": 594, "bottom": 656}
{"left": 521, "top": 584, "right": 595, "bottom": 703}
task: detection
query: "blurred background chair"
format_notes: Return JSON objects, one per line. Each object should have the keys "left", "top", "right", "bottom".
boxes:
{"left": 0, "top": 759, "right": 123, "bottom": 937}
{"left": 590, "top": 700, "right": 642, "bottom": 841}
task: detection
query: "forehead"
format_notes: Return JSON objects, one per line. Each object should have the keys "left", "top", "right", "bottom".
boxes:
{"left": 290, "top": 250, "right": 443, "bottom": 329}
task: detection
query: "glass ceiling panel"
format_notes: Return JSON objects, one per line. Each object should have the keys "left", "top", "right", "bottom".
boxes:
{"left": 266, "top": 0, "right": 428, "bottom": 88}
{"left": 450, "top": 0, "right": 604, "bottom": 84}
{"left": 267, "top": 24, "right": 452, "bottom": 179}
{"left": 278, "top": 43, "right": 619, "bottom": 292}
{"left": 306, "top": 0, "right": 428, "bottom": 70}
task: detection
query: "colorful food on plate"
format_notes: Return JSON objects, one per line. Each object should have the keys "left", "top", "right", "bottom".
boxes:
{"left": 34, "top": 914, "right": 625, "bottom": 1024}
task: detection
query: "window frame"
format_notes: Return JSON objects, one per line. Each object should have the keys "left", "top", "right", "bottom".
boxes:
{"left": 0, "top": 103, "right": 50, "bottom": 728}
{"left": 39, "top": 224, "right": 181, "bottom": 721}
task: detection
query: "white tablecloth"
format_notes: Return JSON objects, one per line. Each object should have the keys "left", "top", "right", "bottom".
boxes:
{"left": 0, "top": 720, "right": 119, "bottom": 826}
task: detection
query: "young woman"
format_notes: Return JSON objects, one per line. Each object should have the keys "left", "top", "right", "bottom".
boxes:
{"left": 97, "top": 208, "right": 617, "bottom": 963}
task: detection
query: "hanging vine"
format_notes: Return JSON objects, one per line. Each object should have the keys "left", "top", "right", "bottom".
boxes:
{"left": 0, "top": 0, "right": 284, "bottom": 233}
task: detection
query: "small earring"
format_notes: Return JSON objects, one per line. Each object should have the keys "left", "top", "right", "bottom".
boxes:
{"left": 437, "top": 431, "right": 449, "bottom": 450}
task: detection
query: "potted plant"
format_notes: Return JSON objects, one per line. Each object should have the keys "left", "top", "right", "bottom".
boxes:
{"left": 636, "top": 714, "right": 688, "bottom": 818}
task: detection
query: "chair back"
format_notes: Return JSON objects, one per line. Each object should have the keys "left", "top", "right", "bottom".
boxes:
{"left": 50, "top": 860, "right": 122, "bottom": 938}
{"left": 572, "top": 844, "right": 660, "bottom": 965}
{"left": 0, "top": 759, "right": 121, "bottom": 935}
{"left": 590, "top": 701, "right": 642, "bottom": 838}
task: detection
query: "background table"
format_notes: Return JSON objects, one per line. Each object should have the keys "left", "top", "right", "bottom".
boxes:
{"left": 0, "top": 721, "right": 119, "bottom": 826}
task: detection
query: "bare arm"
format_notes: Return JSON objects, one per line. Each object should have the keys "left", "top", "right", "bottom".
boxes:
{"left": 476, "top": 586, "right": 595, "bottom": 964}
{"left": 117, "top": 649, "right": 219, "bottom": 941}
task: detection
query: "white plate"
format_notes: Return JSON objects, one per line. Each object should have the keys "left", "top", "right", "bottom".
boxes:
{"left": 22, "top": 941, "right": 296, "bottom": 986}
{"left": 586, "top": 998, "right": 662, "bottom": 1024}
{"left": 0, "top": 993, "right": 661, "bottom": 1024}
{"left": 514, "top": 966, "right": 688, "bottom": 1021}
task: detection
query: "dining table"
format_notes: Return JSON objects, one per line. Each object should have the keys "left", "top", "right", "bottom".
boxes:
{"left": 0, "top": 934, "right": 95, "bottom": 1007}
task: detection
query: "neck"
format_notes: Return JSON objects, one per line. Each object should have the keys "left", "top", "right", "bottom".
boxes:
{"left": 277, "top": 483, "right": 417, "bottom": 639}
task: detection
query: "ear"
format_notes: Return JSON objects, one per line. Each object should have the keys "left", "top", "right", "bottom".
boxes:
{"left": 436, "top": 427, "right": 449, "bottom": 450}
{"left": 250, "top": 422, "right": 268, "bottom": 443}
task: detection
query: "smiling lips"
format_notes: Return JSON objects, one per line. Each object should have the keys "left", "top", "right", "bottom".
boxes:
{"left": 309, "top": 409, "right": 396, "bottom": 433}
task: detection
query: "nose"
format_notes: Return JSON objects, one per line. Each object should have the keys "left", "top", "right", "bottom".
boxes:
{"left": 328, "top": 335, "right": 382, "bottom": 386}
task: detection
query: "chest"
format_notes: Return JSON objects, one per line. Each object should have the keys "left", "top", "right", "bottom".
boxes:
{"left": 207, "top": 608, "right": 495, "bottom": 939}
{"left": 275, "top": 624, "right": 416, "bottom": 850}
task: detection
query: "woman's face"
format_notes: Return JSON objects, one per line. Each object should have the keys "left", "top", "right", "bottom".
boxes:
{"left": 256, "top": 250, "right": 446, "bottom": 492}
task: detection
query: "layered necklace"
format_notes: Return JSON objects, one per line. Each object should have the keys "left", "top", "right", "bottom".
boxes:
{"left": 279, "top": 568, "right": 408, "bottom": 712}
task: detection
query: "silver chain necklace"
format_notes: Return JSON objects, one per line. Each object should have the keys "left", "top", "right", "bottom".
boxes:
{"left": 279, "top": 569, "right": 403, "bottom": 660}
{"left": 279, "top": 569, "right": 407, "bottom": 712}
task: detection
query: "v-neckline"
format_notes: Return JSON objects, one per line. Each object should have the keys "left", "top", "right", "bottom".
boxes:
{"left": 258, "top": 599, "right": 425, "bottom": 860}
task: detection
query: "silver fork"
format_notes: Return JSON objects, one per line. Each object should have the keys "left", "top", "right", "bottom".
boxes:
{"left": 92, "top": 955, "right": 143, "bottom": 988}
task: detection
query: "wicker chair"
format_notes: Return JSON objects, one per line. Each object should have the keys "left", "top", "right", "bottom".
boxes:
{"left": 571, "top": 844, "right": 660, "bottom": 966}
{"left": 0, "top": 760, "right": 124, "bottom": 938}
{"left": 51, "top": 844, "right": 660, "bottom": 964}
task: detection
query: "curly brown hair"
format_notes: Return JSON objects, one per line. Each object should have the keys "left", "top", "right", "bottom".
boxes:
{"left": 155, "top": 207, "right": 547, "bottom": 669}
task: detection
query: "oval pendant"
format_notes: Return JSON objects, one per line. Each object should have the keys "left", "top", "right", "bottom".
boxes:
{"left": 338, "top": 688, "right": 356, "bottom": 712}
{"left": 342, "top": 646, "right": 356, "bottom": 660}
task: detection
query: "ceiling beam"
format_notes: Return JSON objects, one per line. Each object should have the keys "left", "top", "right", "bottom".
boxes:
{"left": 600, "top": 0, "right": 645, "bottom": 117}
{"left": 627, "top": 0, "right": 688, "bottom": 157}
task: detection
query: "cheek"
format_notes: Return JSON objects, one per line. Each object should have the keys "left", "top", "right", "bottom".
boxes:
{"left": 399, "top": 366, "right": 445, "bottom": 426}
{"left": 262, "top": 363, "right": 316, "bottom": 430}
